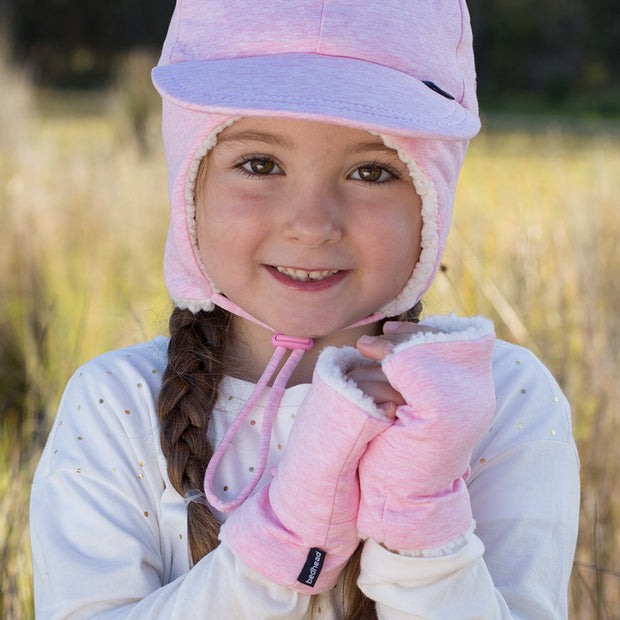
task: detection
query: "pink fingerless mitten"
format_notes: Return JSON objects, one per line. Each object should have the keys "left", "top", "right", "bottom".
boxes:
{"left": 223, "top": 347, "right": 392, "bottom": 593}
{"left": 357, "top": 315, "right": 496, "bottom": 552}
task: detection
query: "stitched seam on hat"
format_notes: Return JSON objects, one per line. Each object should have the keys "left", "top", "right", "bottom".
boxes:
{"left": 316, "top": 0, "right": 328, "bottom": 54}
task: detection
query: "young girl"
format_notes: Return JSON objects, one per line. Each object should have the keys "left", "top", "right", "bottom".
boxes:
{"left": 30, "top": 1, "right": 580, "bottom": 618}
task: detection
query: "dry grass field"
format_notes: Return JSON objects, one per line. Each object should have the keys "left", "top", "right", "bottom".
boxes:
{"left": 1, "top": 53, "right": 619, "bottom": 618}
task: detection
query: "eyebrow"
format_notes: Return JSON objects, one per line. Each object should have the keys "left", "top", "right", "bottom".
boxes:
{"left": 346, "top": 141, "right": 400, "bottom": 157}
{"left": 214, "top": 130, "right": 294, "bottom": 149}
{"left": 215, "top": 129, "right": 398, "bottom": 157}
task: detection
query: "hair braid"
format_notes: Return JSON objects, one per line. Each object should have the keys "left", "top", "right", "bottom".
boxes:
{"left": 157, "top": 306, "right": 231, "bottom": 563}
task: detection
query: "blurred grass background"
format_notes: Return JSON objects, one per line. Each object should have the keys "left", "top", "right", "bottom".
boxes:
{"left": 1, "top": 40, "right": 619, "bottom": 619}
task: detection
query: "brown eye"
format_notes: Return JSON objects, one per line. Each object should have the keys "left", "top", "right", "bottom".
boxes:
{"left": 351, "top": 164, "right": 393, "bottom": 183}
{"left": 238, "top": 157, "right": 282, "bottom": 176}
{"left": 358, "top": 165, "right": 382, "bottom": 181}
{"left": 250, "top": 159, "right": 275, "bottom": 174}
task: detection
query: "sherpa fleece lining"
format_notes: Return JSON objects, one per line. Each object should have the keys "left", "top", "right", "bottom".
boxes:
{"left": 388, "top": 314, "right": 495, "bottom": 358}
{"left": 314, "top": 346, "right": 387, "bottom": 419}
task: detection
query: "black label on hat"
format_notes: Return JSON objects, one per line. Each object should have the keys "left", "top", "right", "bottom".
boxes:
{"left": 422, "top": 80, "right": 455, "bottom": 100}
{"left": 297, "top": 547, "right": 326, "bottom": 587}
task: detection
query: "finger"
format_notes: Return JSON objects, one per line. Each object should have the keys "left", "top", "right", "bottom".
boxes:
{"left": 383, "top": 321, "right": 440, "bottom": 335}
{"left": 347, "top": 366, "right": 406, "bottom": 406}
{"left": 377, "top": 401, "right": 397, "bottom": 420}
{"left": 356, "top": 335, "right": 394, "bottom": 361}
{"left": 347, "top": 363, "right": 385, "bottom": 381}
{"left": 353, "top": 379, "right": 405, "bottom": 407}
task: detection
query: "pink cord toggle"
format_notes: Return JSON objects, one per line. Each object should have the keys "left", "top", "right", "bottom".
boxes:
{"left": 271, "top": 333, "right": 314, "bottom": 351}
{"left": 204, "top": 332, "right": 314, "bottom": 514}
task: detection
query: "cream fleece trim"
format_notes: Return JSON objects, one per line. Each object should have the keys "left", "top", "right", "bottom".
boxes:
{"left": 172, "top": 297, "right": 215, "bottom": 313}
{"left": 387, "top": 314, "right": 494, "bottom": 357}
{"left": 314, "top": 346, "right": 388, "bottom": 419}
{"left": 376, "top": 134, "right": 440, "bottom": 317}
{"left": 183, "top": 116, "right": 241, "bottom": 310}
{"left": 394, "top": 521, "right": 476, "bottom": 558}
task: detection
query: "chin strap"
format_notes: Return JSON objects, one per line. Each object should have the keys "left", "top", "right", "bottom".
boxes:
{"left": 203, "top": 333, "right": 314, "bottom": 513}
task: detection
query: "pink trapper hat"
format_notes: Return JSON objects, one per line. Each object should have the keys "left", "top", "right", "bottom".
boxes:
{"left": 152, "top": 0, "right": 480, "bottom": 321}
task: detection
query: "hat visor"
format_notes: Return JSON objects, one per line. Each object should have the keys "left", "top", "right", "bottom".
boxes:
{"left": 152, "top": 53, "right": 480, "bottom": 140}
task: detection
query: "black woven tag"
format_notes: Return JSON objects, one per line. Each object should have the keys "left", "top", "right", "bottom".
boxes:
{"left": 297, "top": 547, "right": 326, "bottom": 587}
{"left": 422, "top": 80, "right": 455, "bottom": 100}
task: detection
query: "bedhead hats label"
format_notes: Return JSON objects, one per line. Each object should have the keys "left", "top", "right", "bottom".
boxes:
{"left": 153, "top": 0, "right": 479, "bottom": 140}
{"left": 153, "top": 0, "right": 480, "bottom": 317}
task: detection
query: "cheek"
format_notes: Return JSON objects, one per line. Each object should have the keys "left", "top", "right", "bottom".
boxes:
{"left": 196, "top": 180, "right": 250, "bottom": 250}
{"left": 195, "top": 189, "right": 241, "bottom": 280}
{"left": 367, "top": 200, "right": 422, "bottom": 278}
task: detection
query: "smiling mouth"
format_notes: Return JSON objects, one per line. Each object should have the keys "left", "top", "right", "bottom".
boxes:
{"left": 274, "top": 266, "right": 340, "bottom": 282}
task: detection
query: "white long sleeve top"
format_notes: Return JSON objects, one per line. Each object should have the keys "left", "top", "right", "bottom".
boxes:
{"left": 31, "top": 334, "right": 580, "bottom": 619}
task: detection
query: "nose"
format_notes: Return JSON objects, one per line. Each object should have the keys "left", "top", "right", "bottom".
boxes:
{"left": 283, "top": 185, "right": 344, "bottom": 247}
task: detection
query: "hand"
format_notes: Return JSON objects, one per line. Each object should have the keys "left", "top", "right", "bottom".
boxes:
{"left": 347, "top": 322, "right": 440, "bottom": 415}
{"left": 356, "top": 315, "right": 496, "bottom": 551}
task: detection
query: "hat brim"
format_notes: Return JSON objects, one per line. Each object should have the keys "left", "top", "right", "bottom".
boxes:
{"left": 152, "top": 53, "right": 480, "bottom": 141}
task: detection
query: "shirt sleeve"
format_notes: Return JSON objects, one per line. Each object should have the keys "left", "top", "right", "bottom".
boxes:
{"left": 357, "top": 341, "right": 580, "bottom": 619}
{"left": 30, "top": 348, "right": 311, "bottom": 619}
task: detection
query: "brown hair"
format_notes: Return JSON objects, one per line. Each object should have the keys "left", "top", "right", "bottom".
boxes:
{"left": 157, "top": 302, "right": 422, "bottom": 617}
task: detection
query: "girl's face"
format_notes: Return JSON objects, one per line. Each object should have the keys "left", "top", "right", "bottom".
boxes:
{"left": 195, "top": 117, "right": 422, "bottom": 340}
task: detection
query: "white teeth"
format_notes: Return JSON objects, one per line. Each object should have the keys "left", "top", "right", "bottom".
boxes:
{"left": 276, "top": 266, "right": 338, "bottom": 281}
